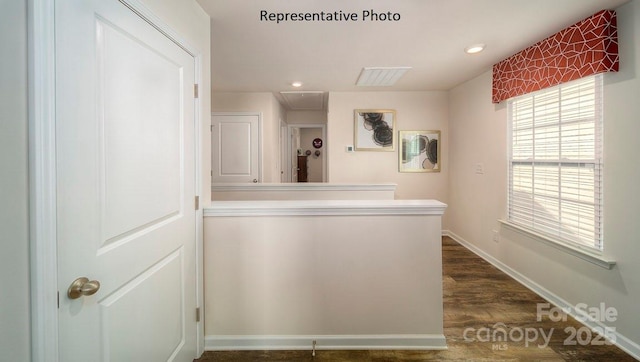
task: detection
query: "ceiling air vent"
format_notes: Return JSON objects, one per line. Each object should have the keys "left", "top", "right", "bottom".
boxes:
{"left": 356, "top": 67, "right": 412, "bottom": 86}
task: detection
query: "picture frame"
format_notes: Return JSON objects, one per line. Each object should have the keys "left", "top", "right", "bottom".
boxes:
{"left": 354, "top": 109, "right": 396, "bottom": 151}
{"left": 399, "top": 130, "right": 441, "bottom": 172}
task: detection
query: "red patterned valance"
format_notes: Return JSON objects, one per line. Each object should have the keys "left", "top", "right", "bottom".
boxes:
{"left": 492, "top": 10, "right": 618, "bottom": 103}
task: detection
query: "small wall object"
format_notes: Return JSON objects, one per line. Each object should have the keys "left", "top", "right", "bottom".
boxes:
{"left": 312, "top": 138, "right": 323, "bottom": 149}
{"left": 354, "top": 109, "right": 396, "bottom": 151}
{"left": 399, "top": 130, "right": 440, "bottom": 172}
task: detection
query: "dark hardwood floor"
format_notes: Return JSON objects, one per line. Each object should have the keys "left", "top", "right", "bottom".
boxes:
{"left": 195, "top": 236, "right": 636, "bottom": 361}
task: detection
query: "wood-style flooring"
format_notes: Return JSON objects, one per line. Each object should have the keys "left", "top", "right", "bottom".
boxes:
{"left": 195, "top": 236, "right": 636, "bottom": 361}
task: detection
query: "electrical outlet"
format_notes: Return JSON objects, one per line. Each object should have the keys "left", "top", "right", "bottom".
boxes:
{"left": 346, "top": 145, "right": 354, "bottom": 152}
{"left": 492, "top": 230, "right": 500, "bottom": 242}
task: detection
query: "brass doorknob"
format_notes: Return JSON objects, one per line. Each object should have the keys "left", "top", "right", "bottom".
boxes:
{"left": 67, "top": 277, "right": 101, "bottom": 299}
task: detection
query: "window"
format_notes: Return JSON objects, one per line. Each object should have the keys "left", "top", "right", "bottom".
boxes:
{"left": 508, "top": 75, "right": 603, "bottom": 251}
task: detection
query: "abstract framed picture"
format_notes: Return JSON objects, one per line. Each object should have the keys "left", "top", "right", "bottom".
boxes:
{"left": 399, "top": 130, "right": 440, "bottom": 172}
{"left": 354, "top": 109, "right": 396, "bottom": 151}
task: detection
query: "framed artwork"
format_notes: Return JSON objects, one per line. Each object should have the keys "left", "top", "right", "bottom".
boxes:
{"left": 354, "top": 109, "right": 396, "bottom": 151}
{"left": 399, "top": 130, "right": 440, "bottom": 172}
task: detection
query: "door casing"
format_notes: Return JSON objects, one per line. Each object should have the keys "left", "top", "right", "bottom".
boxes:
{"left": 27, "top": 0, "right": 205, "bottom": 360}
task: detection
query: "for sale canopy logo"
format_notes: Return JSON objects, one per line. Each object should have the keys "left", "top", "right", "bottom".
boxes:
{"left": 463, "top": 302, "right": 618, "bottom": 351}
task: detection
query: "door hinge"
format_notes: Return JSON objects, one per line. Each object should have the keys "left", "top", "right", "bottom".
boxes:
{"left": 195, "top": 196, "right": 200, "bottom": 210}
{"left": 194, "top": 84, "right": 199, "bottom": 99}
{"left": 57, "top": 291, "right": 60, "bottom": 309}
{"left": 210, "top": 124, "right": 213, "bottom": 132}
{"left": 196, "top": 307, "right": 201, "bottom": 322}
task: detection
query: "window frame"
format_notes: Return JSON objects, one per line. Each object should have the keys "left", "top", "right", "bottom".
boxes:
{"left": 506, "top": 74, "right": 604, "bottom": 254}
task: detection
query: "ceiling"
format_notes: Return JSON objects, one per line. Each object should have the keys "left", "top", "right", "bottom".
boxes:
{"left": 196, "top": 0, "right": 629, "bottom": 109}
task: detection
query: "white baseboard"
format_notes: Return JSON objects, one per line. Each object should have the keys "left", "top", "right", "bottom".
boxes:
{"left": 205, "top": 334, "right": 447, "bottom": 351}
{"left": 443, "top": 230, "right": 640, "bottom": 361}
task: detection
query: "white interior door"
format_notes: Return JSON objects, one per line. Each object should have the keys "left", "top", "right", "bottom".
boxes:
{"left": 56, "top": 0, "right": 197, "bottom": 361}
{"left": 211, "top": 113, "right": 260, "bottom": 183}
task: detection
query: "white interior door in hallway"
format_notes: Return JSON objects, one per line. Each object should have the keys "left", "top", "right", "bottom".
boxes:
{"left": 211, "top": 113, "right": 261, "bottom": 183}
{"left": 56, "top": 0, "right": 197, "bottom": 360}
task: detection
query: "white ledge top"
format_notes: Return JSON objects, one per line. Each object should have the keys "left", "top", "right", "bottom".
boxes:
{"left": 204, "top": 199, "right": 447, "bottom": 217}
{"left": 498, "top": 220, "right": 616, "bottom": 269}
{"left": 211, "top": 183, "right": 397, "bottom": 192}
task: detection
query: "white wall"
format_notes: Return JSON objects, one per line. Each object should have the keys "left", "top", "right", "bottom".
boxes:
{"left": 286, "top": 110, "right": 327, "bottom": 124}
{"left": 212, "top": 92, "right": 284, "bottom": 182}
{"left": 0, "top": 0, "right": 30, "bottom": 360}
{"left": 448, "top": 0, "right": 640, "bottom": 356}
{"left": 327, "top": 91, "right": 449, "bottom": 222}
{"left": 203, "top": 200, "right": 446, "bottom": 350}
{"left": 211, "top": 183, "right": 395, "bottom": 201}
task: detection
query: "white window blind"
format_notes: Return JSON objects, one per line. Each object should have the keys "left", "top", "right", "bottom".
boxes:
{"left": 508, "top": 75, "right": 603, "bottom": 250}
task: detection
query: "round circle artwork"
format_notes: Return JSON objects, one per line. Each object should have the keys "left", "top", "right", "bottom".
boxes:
{"left": 312, "top": 138, "right": 323, "bottom": 149}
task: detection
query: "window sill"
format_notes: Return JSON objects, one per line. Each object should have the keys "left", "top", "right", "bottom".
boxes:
{"left": 498, "top": 220, "right": 616, "bottom": 269}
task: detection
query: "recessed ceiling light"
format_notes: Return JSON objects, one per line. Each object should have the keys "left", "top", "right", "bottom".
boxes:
{"left": 465, "top": 44, "right": 485, "bottom": 54}
{"left": 291, "top": 81, "right": 303, "bottom": 87}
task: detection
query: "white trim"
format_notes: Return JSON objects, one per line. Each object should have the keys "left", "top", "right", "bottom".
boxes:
{"left": 442, "top": 230, "right": 640, "bottom": 361}
{"left": 28, "top": 0, "right": 58, "bottom": 360}
{"left": 498, "top": 220, "right": 615, "bottom": 269}
{"left": 211, "top": 182, "right": 397, "bottom": 192}
{"left": 204, "top": 199, "right": 447, "bottom": 217}
{"left": 279, "top": 120, "right": 288, "bottom": 182}
{"left": 205, "top": 334, "right": 447, "bottom": 351}
{"left": 191, "top": 39, "right": 205, "bottom": 360}
{"left": 116, "top": 0, "right": 197, "bottom": 57}
{"left": 29, "top": 0, "right": 205, "bottom": 360}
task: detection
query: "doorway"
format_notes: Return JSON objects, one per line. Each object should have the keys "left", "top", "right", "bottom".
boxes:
{"left": 286, "top": 124, "right": 326, "bottom": 182}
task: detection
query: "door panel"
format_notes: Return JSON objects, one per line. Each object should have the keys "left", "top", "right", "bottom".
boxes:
{"left": 212, "top": 114, "right": 260, "bottom": 183}
{"left": 98, "top": 17, "right": 183, "bottom": 248}
{"left": 100, "top": 249, "right": 184, "bottom": 361}
{"left": 56, "top": 0, "right": 196, "bottom": 361}
{"left": 220, "top": 122, "right": 251, "bottom": 175}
